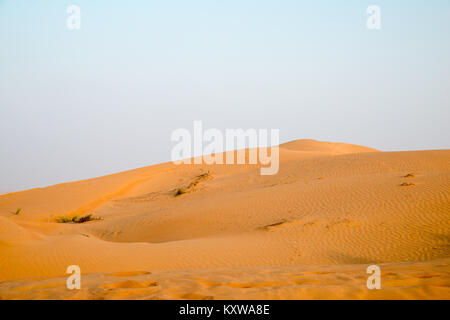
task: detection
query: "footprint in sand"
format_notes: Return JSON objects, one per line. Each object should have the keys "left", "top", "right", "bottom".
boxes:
{"left": 400, "top": 182, "right": 416, "bottom": 187}
{"left": 403, "top": 173, "right": 416, "bottom": 178}
{"left": 302, "top": 222, "right": 316, "bottom": 228}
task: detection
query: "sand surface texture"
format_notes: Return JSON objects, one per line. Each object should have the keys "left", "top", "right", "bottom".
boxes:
{"left": 1, "top": 140, "right": 449, "bottom": 299}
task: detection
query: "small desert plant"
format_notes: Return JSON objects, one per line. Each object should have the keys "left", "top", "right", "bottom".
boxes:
{"left": 13, "top": 208, "right": 22, "bottom": 215}
{"left": 56, "top": 216, "right": 71, "bottom": 223}
{"left": 56, "top": 214, "right": 101, "bottom": 224}
{"left": 74, "top": 214, "right": 99, "bottom": 223}
{"left": 175, "top": 171, "right": 212, "bottom": 197}
{"left": 175, "top": 188, "right": 187, "bottom": 196}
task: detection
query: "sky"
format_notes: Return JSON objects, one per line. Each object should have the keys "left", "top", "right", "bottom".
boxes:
{"left": 0, "top": 0, "right": 449, "bottom": 193}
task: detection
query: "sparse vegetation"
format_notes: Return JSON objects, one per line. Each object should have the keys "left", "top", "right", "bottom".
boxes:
{"left": 175, "top": 188, "right": 187, "bottom": 196}
{"left": 13, "top": 208, "right": 22, "bottom": 215}
{"left": 403, "top": 173, "right": 415, "bottom": 178}
{"left": 56, "top": 214, "right": 101, "bottom": 224}
{"left": 56, "top": 216, "right": 71, "bottom": 223}
{"left": 174, "top": 171, "right": 212, "bottom": 197}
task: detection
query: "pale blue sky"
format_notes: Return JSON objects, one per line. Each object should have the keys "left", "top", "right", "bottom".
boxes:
{"left": 1, "top": 0, "right": 449, "bottom": 192}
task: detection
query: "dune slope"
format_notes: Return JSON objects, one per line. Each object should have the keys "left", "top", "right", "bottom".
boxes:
{"left": 0, "top": 139, "right": 449, "bottom": 299}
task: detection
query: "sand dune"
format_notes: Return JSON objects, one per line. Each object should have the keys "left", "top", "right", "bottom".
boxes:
{"left": 0, "top": 139, "right": 449, "bottom": 299}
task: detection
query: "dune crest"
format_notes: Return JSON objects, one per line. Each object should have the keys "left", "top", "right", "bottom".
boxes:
{"left": 280, "top": 139, "right": 379, "bottom": 154}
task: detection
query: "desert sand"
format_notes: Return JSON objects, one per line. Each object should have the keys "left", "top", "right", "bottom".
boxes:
{"left": 0, "top": 139, "right": 449, "bottom": 299}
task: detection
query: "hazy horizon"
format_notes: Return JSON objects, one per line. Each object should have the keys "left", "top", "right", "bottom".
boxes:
{"left": 0, "top": 136, "right": 449, "bottom": 195}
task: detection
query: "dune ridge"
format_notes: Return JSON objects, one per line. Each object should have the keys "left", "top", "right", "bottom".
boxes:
{"left": 0, "top": 139, "right": 449, "bottom": 299}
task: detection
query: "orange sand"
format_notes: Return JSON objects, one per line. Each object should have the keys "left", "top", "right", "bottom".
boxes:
{"left": 0, "top": 139, "right": 449, "bottom": 299}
